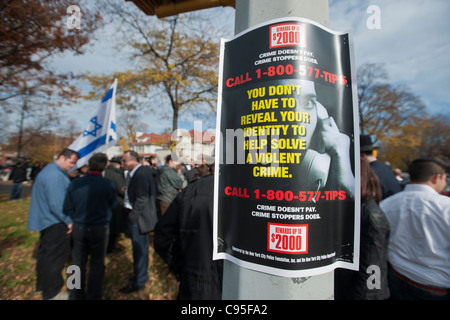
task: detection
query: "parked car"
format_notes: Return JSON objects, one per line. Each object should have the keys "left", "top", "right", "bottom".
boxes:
{"left": 0, "top": 164, "right": 13, "bottom": 181}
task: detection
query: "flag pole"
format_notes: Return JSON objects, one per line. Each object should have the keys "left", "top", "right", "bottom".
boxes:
{"left": 104, "top": 78, "right": 118, "bottom": 151}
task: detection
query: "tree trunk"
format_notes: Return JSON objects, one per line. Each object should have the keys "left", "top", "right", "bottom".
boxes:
{"left": 17, "top": 100, "right": 26, "bottom": 158}
{"left": 172, "top": 107, "right": 179, "bottom": 132}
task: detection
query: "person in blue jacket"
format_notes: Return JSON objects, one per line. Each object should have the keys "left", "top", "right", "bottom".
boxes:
{"left": 28, "top": 148, "right": 80, "bottom": 300}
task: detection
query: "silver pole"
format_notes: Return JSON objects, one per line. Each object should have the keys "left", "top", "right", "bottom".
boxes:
{"left": 222, "top": 0, "right": 333, "bottom": 300}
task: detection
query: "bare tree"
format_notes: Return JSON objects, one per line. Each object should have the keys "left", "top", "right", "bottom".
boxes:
{"left": 84, "top": 1, "right": 224, "bottom": 131}
{"left": 1, "top": 0, "right": 103, "bottom": 156}
{"left": 117, "top": 112, "right": 149, "bottom": 142}
{"left": 357, "top": 63, "right": 426, "bottom": 144}
{"left": 5, "top": 71, "right": 75, "bottom": 157}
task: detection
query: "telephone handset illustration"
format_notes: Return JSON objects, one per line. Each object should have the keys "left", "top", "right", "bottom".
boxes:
{"left": 298, "top": 101, "right": 331, "bottom": 191}
{"left": 298, "top": 149, "right": 331, "bottom": 191}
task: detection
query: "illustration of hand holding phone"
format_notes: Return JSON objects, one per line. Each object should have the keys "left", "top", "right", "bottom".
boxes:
{"left": 299, "top": 101, "right": 354, "bottom": 197}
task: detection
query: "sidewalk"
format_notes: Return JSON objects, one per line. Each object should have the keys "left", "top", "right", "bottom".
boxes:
{"left": 0, "top": 181, "right": 32, "bottom": 199}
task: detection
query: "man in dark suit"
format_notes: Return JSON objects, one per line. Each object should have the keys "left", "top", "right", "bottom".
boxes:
{"left": 120, "top": 150, "right": 158, "bottom": 293}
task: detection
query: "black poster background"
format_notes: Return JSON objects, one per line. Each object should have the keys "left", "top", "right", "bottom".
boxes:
{"left": 214, "top": 18, "right": 360, "bottom": 277}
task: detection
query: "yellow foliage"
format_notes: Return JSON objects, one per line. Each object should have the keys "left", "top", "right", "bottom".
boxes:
{"left": 81, "top": 15, "right": 219, "bottom": 131}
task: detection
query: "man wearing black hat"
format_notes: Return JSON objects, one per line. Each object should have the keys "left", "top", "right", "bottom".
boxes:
{"left": 360, "top": 135, "right": 401, "bottom": 199}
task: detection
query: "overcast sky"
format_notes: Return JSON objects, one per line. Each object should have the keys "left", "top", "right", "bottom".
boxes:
{"left": 329, "top": 0, "right": 450, "bottom": 117}
{"left": 53, "top": 0, "right": 450, "bottom": 134}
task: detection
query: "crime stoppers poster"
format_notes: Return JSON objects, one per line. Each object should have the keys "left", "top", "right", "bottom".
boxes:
{"left": 213, "top": 17, "right": 360, "bottom": 277}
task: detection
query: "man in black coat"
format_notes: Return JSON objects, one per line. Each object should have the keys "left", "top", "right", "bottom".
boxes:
{"left": 9, "top": 158, "right": 28, "bottom": 200}
{"left": 120, "top": 150, "right": 158, "bottom": 293}
{"left": 63, "top": 153, "right": 117, "bottom": 300}
{"left": 104, "top": 157, "right": 127, "bottom": 253}
{"left": 360, "top": 135, "right": 400, "bottom": 199}
{"left": 154, "top": 169, "right": 223, "bottom": 300}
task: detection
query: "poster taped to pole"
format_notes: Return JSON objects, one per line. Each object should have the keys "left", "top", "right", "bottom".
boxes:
{"left": 213, "top": 17, "right": 360, "bottom": 277}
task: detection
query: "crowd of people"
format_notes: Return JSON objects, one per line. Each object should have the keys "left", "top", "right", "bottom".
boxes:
{"left": 22, "top": 132, "right": 449, "bottom": 300}
{"left": 26, "top": 148, "right": 217, "bottom": 300}
{"left": 335, "top": 135, "right": 449, "bottom": 300}
{"left": 6, "top": 159, "right": 45, "bottom": 200}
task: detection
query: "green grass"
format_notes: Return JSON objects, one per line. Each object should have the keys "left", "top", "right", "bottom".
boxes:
{"left": 0, "top": 196, "right": 38, "bottom": 245}
{"left": 0, "top": 194, "right": 178, "bottom": 300}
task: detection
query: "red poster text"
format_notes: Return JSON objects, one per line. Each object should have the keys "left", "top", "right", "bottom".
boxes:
{"left": 268, "top": 223, "right": 308, "bottom": 254}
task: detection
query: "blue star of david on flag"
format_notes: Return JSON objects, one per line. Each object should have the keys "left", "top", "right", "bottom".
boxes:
{"left": 69, "top": 79, "right": 118, "bottom": 169}
{"left": 83, "top": 116, "right": 103, "bottom": 137}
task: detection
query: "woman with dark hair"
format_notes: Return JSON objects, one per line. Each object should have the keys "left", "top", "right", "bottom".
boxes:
{"left": 361, "top": 158, "right": 382, "bottom": 204}
{"left": 335, "top": 159, "right": 390, "bottom": 300}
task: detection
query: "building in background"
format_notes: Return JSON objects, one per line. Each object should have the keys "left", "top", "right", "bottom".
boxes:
{"left": 129, "top": 129, "right": 215, "bottom": 165}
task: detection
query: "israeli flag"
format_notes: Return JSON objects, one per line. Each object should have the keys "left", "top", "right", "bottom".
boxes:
{"left": 69, "top": 79, "right": 118, "bottom": 169}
